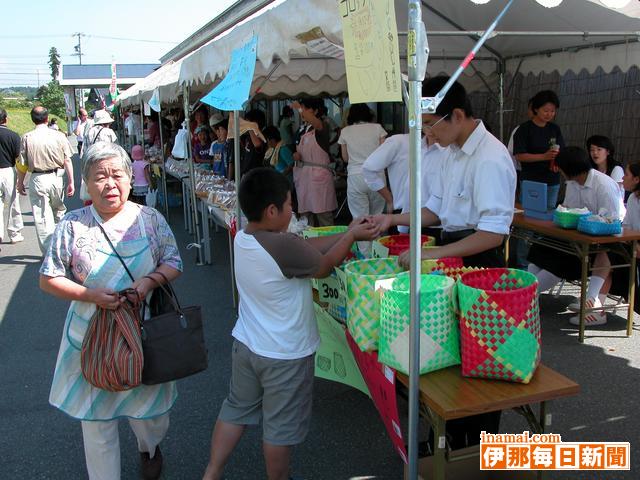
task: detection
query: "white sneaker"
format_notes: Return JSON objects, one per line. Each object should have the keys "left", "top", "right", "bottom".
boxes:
{"left": 567, "top": 296, "right": 601, "bottom": 313}
{"left": 10, "top": 234, "right": 24, "bottom": 244}
{"left": 569, "top": 311, "right": 607, "bottom": 326}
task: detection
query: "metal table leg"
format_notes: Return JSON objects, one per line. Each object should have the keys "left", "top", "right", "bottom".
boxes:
{"left": 627, "top": 240, "right": 637, "bottom": 337}
{"left": 200, "top": 200, "right": 211, "bottom": 264}
{"left": 432, "top": 414, "right": 446, "bottom": 480}
{"left": 182, "top": 181, "right": 189, "bottom": 232}
{"left": 579, "top": 244, "right": 590, "bottom": 343}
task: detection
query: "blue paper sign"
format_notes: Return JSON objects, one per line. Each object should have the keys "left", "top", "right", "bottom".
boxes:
{"left": 200, "top": 36, "right": 258, "bottom": 111}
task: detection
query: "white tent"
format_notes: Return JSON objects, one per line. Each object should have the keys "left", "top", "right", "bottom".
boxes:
{"left": 178, "top": 0, "right": 640, "bottom": 95}
{"left": 118, "top": 59, "right": 184, "bottom": 107}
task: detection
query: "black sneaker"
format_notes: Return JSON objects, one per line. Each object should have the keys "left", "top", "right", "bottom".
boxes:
{"left": 140, "top": 446, "right": 163, "bottom": 480}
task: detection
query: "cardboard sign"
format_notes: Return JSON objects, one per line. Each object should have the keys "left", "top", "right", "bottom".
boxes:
{"left": 371, "top": 240, "right": 390, "bottom": 259}
{"left": 201, "top": 36, "right": 258, "bottom": 111}
{"left": 339, "top": 0, "right": 402, "bottom": 103}
{"left": 317, "top": 275, "right": 344, "bottom": 306}
{"left": 335, "top": 266, "right": 348, "bottom": 298}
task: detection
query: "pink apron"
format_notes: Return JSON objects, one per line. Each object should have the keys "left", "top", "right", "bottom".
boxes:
{"left": 293, "top": 129, "right": 337, "bottom": 214}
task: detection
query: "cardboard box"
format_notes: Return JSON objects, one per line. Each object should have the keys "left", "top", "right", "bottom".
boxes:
{"left": 404, "top": 446, "right": 537, "bottom": 480}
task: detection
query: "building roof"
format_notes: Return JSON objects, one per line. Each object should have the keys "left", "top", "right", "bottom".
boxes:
{"left": 60, "top": 63, "right": 160, "bottom": 87}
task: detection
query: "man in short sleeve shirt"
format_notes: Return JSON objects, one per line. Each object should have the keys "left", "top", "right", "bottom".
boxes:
{"left": 17, "top": 106, "right": 75, "bottom": 253}
{"left": 0, "top": 108, "right": 24, "bottom": 243}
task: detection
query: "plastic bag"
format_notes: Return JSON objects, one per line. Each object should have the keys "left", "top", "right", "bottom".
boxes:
{"left": 171, "top": 128, "right": 189, "bottom": 159}
{"left": 146, "top": 189, "right": 158, "bottom": 208}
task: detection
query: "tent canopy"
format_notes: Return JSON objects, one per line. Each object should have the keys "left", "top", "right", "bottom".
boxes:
{"left": 178, "top": 0, "right": 640, "bottom": 97}
{"left": 118, "top": 59, "right": 183, "bottom": 107}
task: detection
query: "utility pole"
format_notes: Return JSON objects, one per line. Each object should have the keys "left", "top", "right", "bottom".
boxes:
{"left": 37, "top": 69, "right": 40, "bottom": 87}
{"left": 73, "top": 33, "right": 84, "bottom": 65}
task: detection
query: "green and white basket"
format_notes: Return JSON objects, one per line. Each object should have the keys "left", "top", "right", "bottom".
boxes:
{"left": 379, "top": 273, "right": 460, "bottom": 375}
{"left": 344, "top": 258, "right": 404, "bottom": 351}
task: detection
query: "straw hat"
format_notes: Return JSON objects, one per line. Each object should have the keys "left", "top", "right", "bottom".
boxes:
{"left": 209, "top": 112, "right": 226, "bottom": 127}
{"left": 93, "top": 109, "right": 114, "bottom": 125}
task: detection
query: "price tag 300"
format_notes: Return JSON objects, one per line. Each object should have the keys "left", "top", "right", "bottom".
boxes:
{"left": 318, "top": 276, "right": 344, "bottom": 306}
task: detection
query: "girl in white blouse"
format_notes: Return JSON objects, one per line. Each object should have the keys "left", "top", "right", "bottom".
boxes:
{"left": 587, "top": 135, "right": 624, "bottom": 201}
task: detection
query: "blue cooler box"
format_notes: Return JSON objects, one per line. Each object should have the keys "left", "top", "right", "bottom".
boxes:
{"left": 521, "top": 181, "right": 559, "bottom": 221}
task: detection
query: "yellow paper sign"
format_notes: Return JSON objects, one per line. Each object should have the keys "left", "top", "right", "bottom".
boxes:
{"left": 339, "top": 0, "right": 402, "bottom": 103}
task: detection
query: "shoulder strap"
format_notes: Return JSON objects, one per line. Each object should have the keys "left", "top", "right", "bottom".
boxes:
{"left": 96, "top": 221, "right": 135, "bottom": 282}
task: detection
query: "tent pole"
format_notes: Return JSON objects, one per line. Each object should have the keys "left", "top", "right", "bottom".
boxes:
{"left": 232, "top": 110, "right": 242, "bottom": 308}
{"left": 183, "top": 85, "right": 204, "bottom": 265}
{"left": 499, "top": 67, "right": 505, "bottom": 143}
{"left": 139, "top": 100, "right": 145, "bottom": 149}
{"left": 407, "top": 1, "right": 424, "bottom": 479}
{"left": 157, "top": 92, "right": 170, "bottom": 219}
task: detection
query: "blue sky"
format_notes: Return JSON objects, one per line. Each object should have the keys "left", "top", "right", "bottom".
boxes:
{"left": 0, "top": 0, "right": 237, "bottom": 87}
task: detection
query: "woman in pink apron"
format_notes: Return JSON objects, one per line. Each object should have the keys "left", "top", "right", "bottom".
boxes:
{"left": 291, "top": 98, "right": 337, "bottom": 226}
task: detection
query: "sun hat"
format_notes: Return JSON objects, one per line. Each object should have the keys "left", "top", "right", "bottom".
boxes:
{"left": 131, "top": 145, "right": 144, "bottom": 161}
{"left": 209, "top": 113, "right": 226, "bottom": 128}
{"left": 93, "top": 109, "right": 114, "bottom": 125}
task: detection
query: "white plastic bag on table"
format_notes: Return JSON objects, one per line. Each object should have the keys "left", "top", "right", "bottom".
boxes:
{"left": 171, "top": 128, "right": 189, "bottom": 159}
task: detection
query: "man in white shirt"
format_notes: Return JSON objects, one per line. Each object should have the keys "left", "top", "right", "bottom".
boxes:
{"left": 73, "top": 108, "right": 89, "bottom": 154}
{"left": 372, "top": 76, "right": 516, "bottom": 269}
{"left": 371, "top": 76, "right": 516, "bottom": 450}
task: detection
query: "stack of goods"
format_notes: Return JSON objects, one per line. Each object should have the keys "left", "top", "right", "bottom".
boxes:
{"left": 577, "top": 213, "right": 622, "bottom": 235}
{"left": 145, "top": 145, "right": 163, "bottom": 164}
{"left": 378, "top": 273, "right": 460, "bottom": 375}
{"left": 164, "top": 157, "right": 189, "bottom": 177}
{"left": 553, "top": 206, "right": 590, "bottom": 229}
{"left": 457, "top": 268, "right": 540, "bottom": 383}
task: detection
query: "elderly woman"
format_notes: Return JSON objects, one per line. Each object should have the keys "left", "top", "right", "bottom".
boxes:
{"left": 39, "top": 141, "right": 183, "bottom": 480}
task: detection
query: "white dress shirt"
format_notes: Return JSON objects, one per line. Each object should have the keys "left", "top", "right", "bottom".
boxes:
{"left": 362, "top": 134, "right": 447, "bottom": 212}
{"left": 563, "top": 169, "right": 625, "bottom": 220}
{"left": 623, "top": 193, "right": 640, "bottom": 230}
{"left": 426, "top": 121, "right": 516, "bottom": 235}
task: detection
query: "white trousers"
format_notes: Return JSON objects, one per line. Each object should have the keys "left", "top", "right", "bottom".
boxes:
{"left": 28, "top": 171, "right": 66, "bottom": 254}
{"left": 0, "top": 167, "right": 23, "bottom": 240}
{"left": 347, "top": 173, "right": 386, "bottom": 253}
{"left": 81, "top": 413, "right": 170, "bottom": 480}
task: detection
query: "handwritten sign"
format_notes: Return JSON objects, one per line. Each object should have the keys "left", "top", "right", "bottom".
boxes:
{"left": 296, "top": 27, "right": 345, "bottom": 60}
{"left": 317, "top": 275, "right": 344, "bottom": 306}
{"left": 346, "top": 331, "right": 408, "bottom": 462}
{"left": 314, "top": 304, "right": 370, "bottom": 396}
{"left": 201, "top": 36, "right": 258, "bottom": 111}
{"left": 339, "top": 0, "right": 401, "bottom": 103}
{"left": 335, "top": 266, "right": 348, "bottom": 298}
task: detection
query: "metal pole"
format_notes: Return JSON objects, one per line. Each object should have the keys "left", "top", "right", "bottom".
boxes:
{"left": 139, "top": 99, "right": 145, "bottom": 148}
{"left": 233, "top": 110, "right": 241, "bottom": 227}
{"left": 407, "top": 1, "right": 424, "bottom": 478}
{"left": 183, "top": 85, "right": 204, "bottom": 265}
{"left": 422, "top": 0, "right": 516, "bottom": 114}
{"left": 499, "top": 69, "right": 505, "bottom": 143}
{"left": 156, "top": 91, "right": 170, "bottom": 219}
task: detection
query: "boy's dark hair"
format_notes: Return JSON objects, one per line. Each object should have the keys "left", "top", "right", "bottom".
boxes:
{"left": 213, "top": 118, "right": 228, "bottom": 130}
{"left": 239, "top": 167, "right": 291, "bottom": 222}
{"left": 627, "top": 162, "right": 640, "bottom": 196}
{"left": 530, "top": 90, "right": 560, "bottom": 115}
{"left": 556, "top": 146, "right": 592, "bottom": 178}
{"left": 586, "top": 134, "right": 620, "bottom": 175}
{"left": 0, "top": 108, "right": 7, "bottom": 124}
{"left": 281, "top": 105, "right": 293, "bottom": 118}
{"left": 422, "top": 76, "right": 473, "bottom": 120}
{"left": 298, "top": 98, "right": 324, "bottom": 117}
{"left": 31, "top": 106, "right": 48, "bottom": 125}
{"left": 347, "top": 103, "right": 374, "bottom": 125}
{"left": 245, "top": 109, "right": 266, "bottom": 130}
{"left": 263, "top": 125, "right": 281, "bottom": 142}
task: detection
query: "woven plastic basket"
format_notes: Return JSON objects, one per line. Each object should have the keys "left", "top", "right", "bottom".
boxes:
{"left": 374, "top": 234, "right": 436, "bottom": 257}
{"left": 303, "top": 225, "right": 359, "bottom": 257}
{"left": 553, "top": 209, "right": 589, "bottom": 229}
{"left": 344, "top": 258, "right": 405, "bottom": 351}
{"left": 577, "top": 216, "right": 622, "bottom": 236}
{"left": 379, "top": 273, "right": 460, "bottom": 375}
{"left": 421, "top": 256, "right": 464, "bottom": 273}
{"left": 457, "top": 268, "right": 541, "bottom": 383}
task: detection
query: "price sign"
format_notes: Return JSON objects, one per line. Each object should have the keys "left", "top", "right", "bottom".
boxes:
{"left": 317, "top": 276, "right": 344, "bottom": 306}
{"left": 371, "top": 241, "right": 389, "bottom": 259}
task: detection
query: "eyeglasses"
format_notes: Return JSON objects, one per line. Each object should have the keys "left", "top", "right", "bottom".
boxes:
{"left": 423, "top": 113, "right": 449, "bottom": 132}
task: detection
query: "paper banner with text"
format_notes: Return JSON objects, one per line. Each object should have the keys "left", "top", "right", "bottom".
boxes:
{"left": 339, "top": 0, "right": 401, "bottom": 103}
{"left": 201, "top": 36, "right": 258, "bottom": 111}
{"left": 314, "top": 304, "right": 370, "bottom": 397}
{"left": 148, "top": 88, "right": 160, "bottom": 112}
{"left": 346, "top": 331, "right": 408, "bottom": 462}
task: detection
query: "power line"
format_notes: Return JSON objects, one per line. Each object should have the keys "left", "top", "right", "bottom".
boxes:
{"left": 84, "top": 34, "right": 178, "bottom": 44}
{"left": 0, "top": 72, "right": 41, "bottom": 76}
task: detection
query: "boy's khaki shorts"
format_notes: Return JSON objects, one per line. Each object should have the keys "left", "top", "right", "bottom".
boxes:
{"left": 218, "top": 339, "right": 314, "bottom": 446}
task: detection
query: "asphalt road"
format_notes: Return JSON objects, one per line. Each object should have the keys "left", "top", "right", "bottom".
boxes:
{"left": 1, "top": 147, "right": 638, "bottom": 479}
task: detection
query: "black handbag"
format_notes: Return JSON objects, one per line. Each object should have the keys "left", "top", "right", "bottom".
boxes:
{"left": 96, "top": 222, "right": 208, "bottom": 384}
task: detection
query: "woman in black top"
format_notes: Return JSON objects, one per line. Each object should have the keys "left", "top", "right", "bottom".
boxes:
{"left": 513, "top": 90, "right": 565, "bottom": 197}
